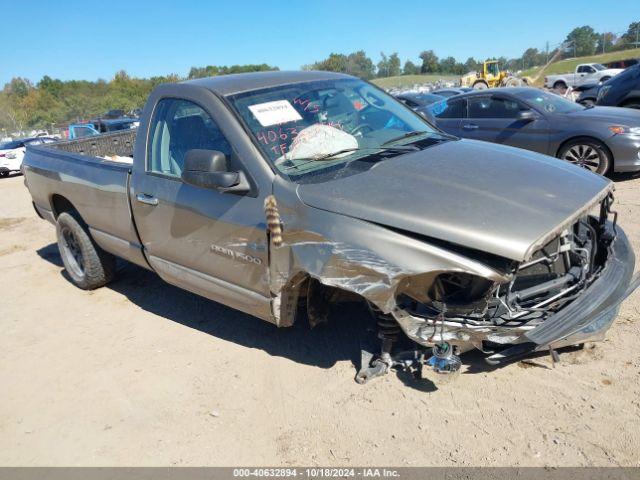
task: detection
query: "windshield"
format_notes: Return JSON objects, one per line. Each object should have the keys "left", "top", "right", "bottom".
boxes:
{"left": 227, "top": 78, "right": 438, "bottom": 178}
{"left": 518, "top": 89, "right": 584, "bottom": 114}
{"left": 592, "top": 64, "right": 606, "bottom": 71}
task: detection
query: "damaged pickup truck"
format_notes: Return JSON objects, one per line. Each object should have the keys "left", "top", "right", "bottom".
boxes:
{"left": 23, "top": 71, "right": 639, "bottom": 383}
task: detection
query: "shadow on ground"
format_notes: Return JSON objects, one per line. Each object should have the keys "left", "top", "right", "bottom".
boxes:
{"left": 37, "top": 241, "right": 580, "bottom": 392}
{"left": 37, "top": 243, "right": 367, "bottom": 372}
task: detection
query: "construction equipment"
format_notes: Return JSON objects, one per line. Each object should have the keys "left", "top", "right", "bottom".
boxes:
{"left": 460, "top": 61, "right": 530, "bottom": 89}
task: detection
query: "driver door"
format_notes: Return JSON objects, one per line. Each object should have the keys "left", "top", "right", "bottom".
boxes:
{"left": 131, "top": 97, "right": 272, "bottom": 320}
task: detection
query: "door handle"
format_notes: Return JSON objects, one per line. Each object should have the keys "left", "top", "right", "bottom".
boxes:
{"left": 462, "top": 123, "right": 479, "bottom": 130}
{"left": 136, "top": 193, "right": 158, "bottom": 206}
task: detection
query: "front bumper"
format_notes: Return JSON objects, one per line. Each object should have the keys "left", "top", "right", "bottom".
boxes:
{"left": 393, "top": 225, "right": 638, "bottom": 356}
{"left": 525, "top": 226, "right": 636, "bottom": 348}
{"left": 608, "top": 133, "right": 640, "bottom": 173}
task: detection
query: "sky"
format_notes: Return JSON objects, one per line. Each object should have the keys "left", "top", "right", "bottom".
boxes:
{"left": 0, "top": 0, "right": 637, "bottom": 85}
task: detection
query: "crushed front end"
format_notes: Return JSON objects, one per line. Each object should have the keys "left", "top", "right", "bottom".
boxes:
{"left": 389, "top": 193, "right": 637, "bottom": 369}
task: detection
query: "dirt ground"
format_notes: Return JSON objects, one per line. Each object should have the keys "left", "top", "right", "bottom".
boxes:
{"left": 1, "top": 172, "right": 639, "bottom": 467}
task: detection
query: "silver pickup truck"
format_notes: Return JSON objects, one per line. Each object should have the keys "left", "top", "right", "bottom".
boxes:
{"left": 544, "top": 63, "right": 623, "bottom": 91}
{"left": 23, "top": 71, "right": 638, "bottom": 383}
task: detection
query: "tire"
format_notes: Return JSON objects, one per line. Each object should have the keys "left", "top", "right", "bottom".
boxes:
{"left": 0, "top": 172, "right": 9, "bottom": 177}
{"left": 553, "top": 81, "right": 568, "bottom": 94}
{"left": 56, "top": 212, "right": 115, "bottom": 290}
{"left": 579, "top": 99, "right": 595, "bottom": 107}
{"left": 558, "top": 138, "right": 611, "bottom": 175}
{"left": 600, "top": 76, "right": 610, "bottom": 83}
{"left": 473, "top": 81, "right": 488, "bottom": 90}
{"left": 504, "top": 77, "right": 523, "bottom": 87}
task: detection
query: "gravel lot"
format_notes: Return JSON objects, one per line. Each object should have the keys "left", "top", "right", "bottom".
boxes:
{"left": 1, "top": 172, "right": 639, "bottom": 466}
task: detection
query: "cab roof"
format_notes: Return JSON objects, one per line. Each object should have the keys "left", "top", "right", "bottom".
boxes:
{"left": 183, "top": 70, "right": 354, "bottom": 96}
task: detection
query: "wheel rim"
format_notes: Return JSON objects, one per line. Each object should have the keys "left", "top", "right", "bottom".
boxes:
{"left": 562, "top": 144, "right": 602, "bottom": 172}
{"left": 61, "top": 226, "right": 85, "bottom": 278}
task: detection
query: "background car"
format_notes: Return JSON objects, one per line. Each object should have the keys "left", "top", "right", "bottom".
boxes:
{"left": 0, "top": 137, "right": 57, "bottom": 176}
{"left": 395, "top": 91, "right": 444, "bottom": 109}
{"left": 574, "top": 82, "right": 600, "bottom": 106}
{"left": 603, "top": 58, "right": 639, "bottom": 69}
{"left": 597, "top": 64, "right": 640, "bottom": 109}
{"left": 427, "top": 87, "right": 640, "bottom": 175}
{"left": 432, "top": 87, "right": 473, "bottom": 97}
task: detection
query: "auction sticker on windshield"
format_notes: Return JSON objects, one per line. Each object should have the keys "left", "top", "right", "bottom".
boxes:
{"left": 248, "top": 100, "right": 302, "bottom": 127}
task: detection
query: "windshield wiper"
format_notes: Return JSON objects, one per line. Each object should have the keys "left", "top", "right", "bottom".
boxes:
{"left": 382, "top": 130, "right": 454, "bottom": 146}
{"left": 312, "top": 145, "right": 417, "bottom": 162}
{"left": 281, "top": 146, "right": 419, "bottom": 172}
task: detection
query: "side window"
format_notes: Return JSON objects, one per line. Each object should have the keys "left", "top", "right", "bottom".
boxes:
{"left": 432, "top": 99, "right": 464, "bottom": 119}
{"left": 74, "top": 126, "right": 96, "bottom": 138}
{"left": 148, "top": 98, "right": 232, "bottom": 177}
{"left": 577, "top": 66, "right": 586, "bottom": 73}
{"left": 468, "top": 96, "right": 525, "bottom": 119}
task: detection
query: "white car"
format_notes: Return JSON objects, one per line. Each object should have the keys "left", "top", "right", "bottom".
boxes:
{"left": 0, "top": 137, "right": 57, "bottom": 177}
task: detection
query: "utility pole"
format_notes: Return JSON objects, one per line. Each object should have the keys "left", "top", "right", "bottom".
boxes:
{"left": 545, "top": 41, "right": 549, "bottom": 63}
{"left": 603, "top": 33, "right": 605, "bottom": 54}
{"left": 636, "top": 22, "right": 639, "bottom": 48}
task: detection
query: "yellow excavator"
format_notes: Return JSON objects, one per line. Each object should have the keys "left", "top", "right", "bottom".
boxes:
{"left": 460, "top": 61, "right": 531, "bottom": 89}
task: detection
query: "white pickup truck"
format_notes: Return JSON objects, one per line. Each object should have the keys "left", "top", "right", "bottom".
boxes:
{"left": 544, "top": 63, "right": 624, "bottom": 91}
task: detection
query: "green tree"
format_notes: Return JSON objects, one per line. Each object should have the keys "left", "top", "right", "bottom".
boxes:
{"left": 438, "top": 56, "right": 457, "bottom": 74}
{"left": 565, "top": 26, "right": 599, "bottom": 57}
{"left": 309, "top": 52, "right": 374, "bottom": 79}
{"left": 596, "top": 32, "right": 617, "bottom": 53}
{"left": 345, "top": 51, "right": 375, "bottom": 79}
{"left": 402, "top": 60, "right": 420, "bottom": 75}
{"left": 419, "top": 50, "right": 438, "bottom": 73}
{"left": 618, "top": 22, "right": 640, "bottom": 49}
{"left": 377, "top": 52, "right": 389, "bottom": 77}
{"left": 387, "top": 53, "right": 401, "bottom": 77}
{"left": 463, "top": 57, "right": 480, "bottom": 73}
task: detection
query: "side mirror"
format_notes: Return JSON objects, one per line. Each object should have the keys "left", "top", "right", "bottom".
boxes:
{"left": 181, "top": 149, "right": 249, "bottom": 193}
{"left": 517, "top": 110, "right": 537, "bottom": 122}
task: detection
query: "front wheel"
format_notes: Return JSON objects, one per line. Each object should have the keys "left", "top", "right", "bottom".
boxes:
{"left": 56, "top": 212, "right": 116, "bottom": 290}
{"left": 558, "top": 139, "right": 611, "bottom": 175}
{"left": 473, "top": 81, "right": 488, "bottom": 90}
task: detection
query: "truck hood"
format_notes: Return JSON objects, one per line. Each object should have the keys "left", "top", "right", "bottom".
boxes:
{"left": 297, "top": 139, "right": 613, "bottom": 262}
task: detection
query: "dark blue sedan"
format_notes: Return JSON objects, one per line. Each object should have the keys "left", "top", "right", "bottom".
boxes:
{"left": 427, "top": 87, "right": 640, "bottom": 175}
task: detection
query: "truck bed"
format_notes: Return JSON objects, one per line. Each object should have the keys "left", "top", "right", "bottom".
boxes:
{"left": 23, "top": 130, "right": 145, "bottom": 267}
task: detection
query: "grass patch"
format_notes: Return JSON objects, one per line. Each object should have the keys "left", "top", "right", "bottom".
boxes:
{"left": 371, "top": 74, "right": 458, "bottom": 89}
{"left": 521, "top": 48, "right": 640, "bottom": 85}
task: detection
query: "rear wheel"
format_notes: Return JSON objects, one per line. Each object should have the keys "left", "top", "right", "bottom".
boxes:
{"left": 558, "top": 139, "right": 611, "bottom": 175}
{"left": 503, "top": 77, "right": 523, "bottom": 87}
{"left": 56, "top": 212, "right": 115, "bottom": 289}
{"left": 473, "top": 81, "right": 488, "bottom": 90}
{"left": 579, "top": 99, "right": 595, "bottom": 107}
